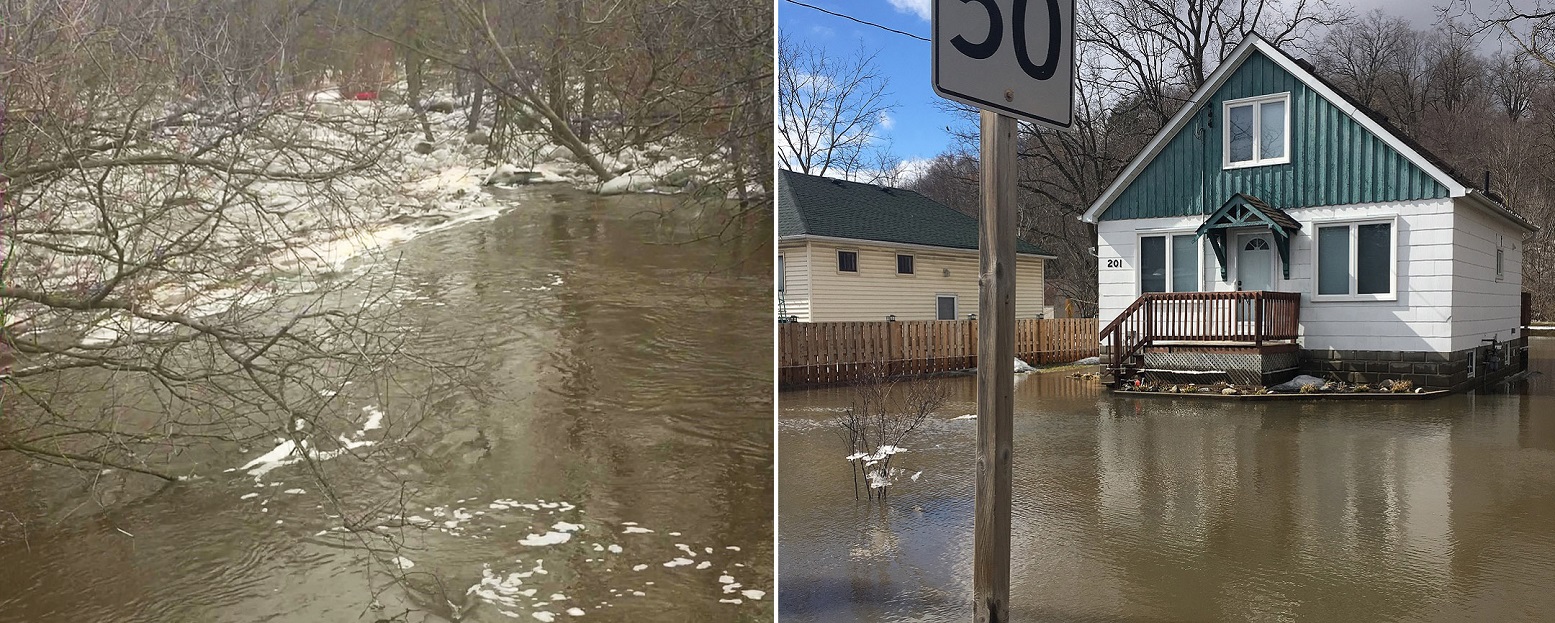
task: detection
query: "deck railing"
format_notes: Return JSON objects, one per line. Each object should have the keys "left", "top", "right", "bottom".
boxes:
{"left": 1099, "top": 291, "right": 1301, "bottom": 376}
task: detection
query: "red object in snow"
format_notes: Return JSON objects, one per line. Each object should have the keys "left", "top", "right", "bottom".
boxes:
{"left": 350, "top": 91, "right": 378, "bottom": 101}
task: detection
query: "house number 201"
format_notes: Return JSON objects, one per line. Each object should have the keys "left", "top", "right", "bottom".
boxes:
{"left": 950, "top": 0, "right": 1063, "bottom": 80}
{"left": 1105, "top": 259, "right": 1122, "bottom": 268}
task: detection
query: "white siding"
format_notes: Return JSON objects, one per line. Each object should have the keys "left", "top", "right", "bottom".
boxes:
{"left": 801, "top": 239, "right": 1048, "bottom": 322}
{"left": 778, "top": 241, "right": 812, "bottom": 322}
{"left": 1449, "top": 198, "right": 1525, "bottom": 351}
{"left": 1096, "top": 198, "right": 1461, "bottom": 352}
{"left": 1096, "top": 215, "right": 1208, "bottom": 330}
{"left": 1283, "top": 199, "right": 1456, "bottom": 352}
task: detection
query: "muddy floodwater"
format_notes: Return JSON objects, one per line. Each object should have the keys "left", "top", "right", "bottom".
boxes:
{"left": 780, "top": 338, "right": 1555, "bottom": 622}
{"left": 0, "top": 189, "right": 772, "bottom": 622}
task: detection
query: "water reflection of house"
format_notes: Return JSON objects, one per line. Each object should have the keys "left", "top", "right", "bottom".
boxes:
{"left": 777, "top": 169, "right": 1054, "bottom": 322}
{"left": 1084, "top": 34, "right": 1536, "bottom": 391}
{"left": 1092, "top": 402, "right": 1455, "bottom": 594}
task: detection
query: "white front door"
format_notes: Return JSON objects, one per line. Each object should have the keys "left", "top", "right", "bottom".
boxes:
{"left": 1236, "top": 232, "right": 1274, "bottom": 292}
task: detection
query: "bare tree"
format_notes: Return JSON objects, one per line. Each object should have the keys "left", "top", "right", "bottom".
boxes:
{"left": 1490, "top": 51, "right": 1541, "bottom": 121}
{"left": 1080, "top": 0, "right": 1346, "bottom": 126}
{"left": 0, "top": 0, "right": 469, "bottom": 510}
{"left": 836, "top": 367, "right": 947, "bottom": 501}
{"left": 1451, "top": 1, "right": 1555, "bottom": 70}
{"left": 777, "top": 34, "right": 895, "bottom": 178}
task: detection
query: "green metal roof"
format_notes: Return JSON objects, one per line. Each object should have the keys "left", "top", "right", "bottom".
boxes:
{"left": 777, "top": 169, "right": 1052, "bottom": 256}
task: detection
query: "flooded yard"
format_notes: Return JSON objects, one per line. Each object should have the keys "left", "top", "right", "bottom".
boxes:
{"left": 779, "top": 339, "right": 1555, "bottom": 622}
{"left": 0, "top": 189, "right": 772, "bottom": 622}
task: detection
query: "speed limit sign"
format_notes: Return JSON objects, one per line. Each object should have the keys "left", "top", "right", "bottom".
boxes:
{"left": 933, "top": 0, "right": 1075, "bottom": 129}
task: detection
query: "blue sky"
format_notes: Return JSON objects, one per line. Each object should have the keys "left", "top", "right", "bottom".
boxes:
{"left": 778, "top": 0, "right": 1449, "bottom": 175}
{"left": 780, "top": 0, "right": 962, "bottom": 171}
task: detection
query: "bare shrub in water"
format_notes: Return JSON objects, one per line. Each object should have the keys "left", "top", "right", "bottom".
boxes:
{"left": 836, "top": 367, "right": 949, "bottom": 501}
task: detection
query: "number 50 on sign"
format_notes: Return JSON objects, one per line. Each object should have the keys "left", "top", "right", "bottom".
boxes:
{"left": 933, "top": 0, "right": 1075, "bottom": 130}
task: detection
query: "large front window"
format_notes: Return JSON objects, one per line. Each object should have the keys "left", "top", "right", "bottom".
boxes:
{"left": 1225, "top": 93, "right": 1290, "bottom": 168}
{"left": 1315, "top": 220, "right": 1395, "bottom": 300}
{"left": 1140, "top": 234, "right": 1200, "bottom": 293}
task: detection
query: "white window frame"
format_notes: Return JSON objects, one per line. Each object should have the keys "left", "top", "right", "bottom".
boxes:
{"left": 1223, "top": 92, "right": 1292, "bottom": 169}
{"left": 1136, "top": 231, "right": 1204, "bottom": 295}
{"left": 836, "top": 249, "right": 859, "bottom": 274}
{"left": 1310, "top": 216, "right": 1399, "bottom": 302}
{"left": 1496, "top": 248, "right": 1505, "bottom": 282}
{"left": 896, "top": 253, "right": 915, "bottom": 276}
{"left": 936, "top": 294, "right": 958, "bottom": 321}
{"left": 777, "top": 254, "right": 785, "bottom": 292}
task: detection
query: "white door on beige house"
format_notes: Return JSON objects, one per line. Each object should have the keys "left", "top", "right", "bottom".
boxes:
{"left": 936, "top": 295, "right": 957, "bottom": 320}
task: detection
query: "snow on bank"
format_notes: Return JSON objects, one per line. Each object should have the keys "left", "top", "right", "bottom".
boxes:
{"left": 36, "top": 84, "right": 729, "bottom": 350}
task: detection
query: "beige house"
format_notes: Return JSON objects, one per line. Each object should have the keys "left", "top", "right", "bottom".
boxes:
{"left": 778, "top": 170, "right": 1054, "bottom": 322}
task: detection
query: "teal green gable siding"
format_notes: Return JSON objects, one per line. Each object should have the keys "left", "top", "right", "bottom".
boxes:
{"left": 1100, "top": 52, "right": 1448, "bottom": 221}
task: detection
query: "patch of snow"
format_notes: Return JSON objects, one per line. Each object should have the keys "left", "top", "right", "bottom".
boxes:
{"left": 519, "top": 531, "right": 572, "bottom": 546}
{"left": 361, "top": 406, "right": 385, "bottom": 431}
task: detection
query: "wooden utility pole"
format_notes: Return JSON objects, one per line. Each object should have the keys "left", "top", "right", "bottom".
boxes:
{"left": 973, "top": 110, "right": 1016, "bottom": 623}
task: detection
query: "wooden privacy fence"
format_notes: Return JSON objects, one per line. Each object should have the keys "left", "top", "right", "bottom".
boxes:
{"left": 778, "top": 318, "right": 1098, "bottom": 388}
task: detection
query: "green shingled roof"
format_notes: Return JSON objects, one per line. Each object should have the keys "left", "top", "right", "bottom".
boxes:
{"left": 777, "top": 169, "right": 1052, "bottom": 256}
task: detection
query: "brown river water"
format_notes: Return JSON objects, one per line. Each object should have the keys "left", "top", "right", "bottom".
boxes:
{"left": 780, "top": 338, "right": 1555, "bottom": 622}
{"left": 0, "top": 188, "right": 773, "bottom": 622}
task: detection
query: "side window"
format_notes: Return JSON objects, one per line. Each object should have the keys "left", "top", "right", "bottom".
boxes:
{"left": 838, "top": 250, "right": 858, "bottom": 273}
{"left": 777, "top": 255, "right": 785, "bottom": 292}
{"left": 1140, "top": 234, "right": 1200, "bottom": 293}
{"left": 1315, "top": 221, "right": 1395, "bottom": 299}
{"left": 1140, "top": 236, "right": 1167, "bottom": 293}
{"left": 1224, "top": 94, "right": 1290, "bottom": 167}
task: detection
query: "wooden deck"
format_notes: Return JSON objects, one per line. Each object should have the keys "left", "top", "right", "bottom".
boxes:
{"left": 1101, "top": 291, "right": 1300, "bottom": 382}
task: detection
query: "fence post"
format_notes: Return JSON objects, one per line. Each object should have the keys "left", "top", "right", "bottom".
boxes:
{"left": 1254, "top": 292, "right": 1264, "bottom": 346}
{"left": 889, "top": 321, "right": 903, "bottom": 377}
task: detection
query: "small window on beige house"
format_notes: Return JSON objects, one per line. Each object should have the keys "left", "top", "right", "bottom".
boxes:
{"left": 778, "top": 254, "right": 785, "bottom": 292}
{"left": 936, "top": 295, "right": 957, "bottom": 321}
{"left": 897, "top": 254, "right": 914, "bottom": 275}
{"left": 838, "top": 250, "right": 858, "bottom": 273}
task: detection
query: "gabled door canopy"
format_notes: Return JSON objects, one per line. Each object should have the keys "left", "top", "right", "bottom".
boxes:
{"left": 1194, "top": 193, "right": 1301, "bottom": 280}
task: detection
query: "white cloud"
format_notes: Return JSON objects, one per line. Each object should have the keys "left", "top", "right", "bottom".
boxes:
{"left": 893, "top": 157, "right": 933, "bottom": 185}
{"left": 835, "top": 157, "right": 933, "bottom": 187}
{"left": 887, "top": 0, "right": 931, "bottom": 22}
{"left": 878, "top": 111, "right": 895, "bottom": 131}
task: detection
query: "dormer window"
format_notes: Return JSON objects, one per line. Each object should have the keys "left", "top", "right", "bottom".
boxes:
{"left": 1224, "top": 93, "right": 1290, "bottom": 168}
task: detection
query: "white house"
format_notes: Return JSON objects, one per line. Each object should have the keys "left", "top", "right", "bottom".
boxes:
{"left": 1082, "top": 34, "right": 1536, "bottom": 391}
